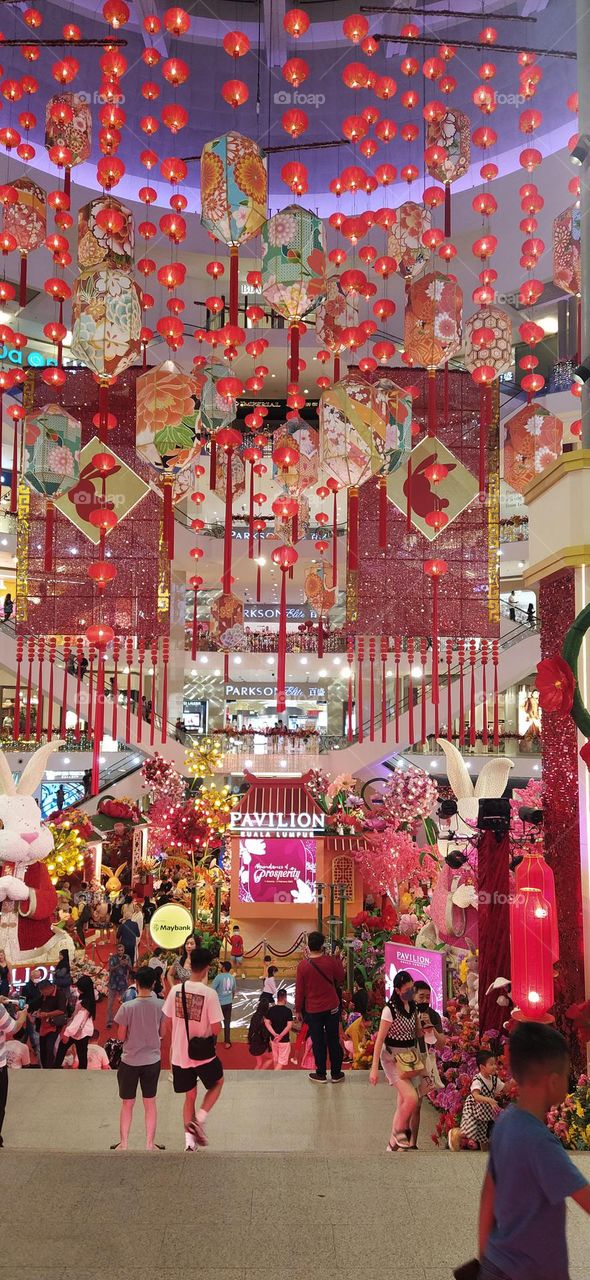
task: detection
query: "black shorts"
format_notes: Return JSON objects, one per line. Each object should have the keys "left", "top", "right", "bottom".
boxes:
{"left": 117, "top": 1060, "right": 161, "bottom": 1100}
{"left": 172, "top": 1057, "right": 224, "bottom": 1093}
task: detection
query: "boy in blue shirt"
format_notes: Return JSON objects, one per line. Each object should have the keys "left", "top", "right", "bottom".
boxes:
{"left": 212, "top": 961, "right": 237, "bottom": 1048}
{"left": 479, "top": 1022, "right": 590, "bottom": 1280}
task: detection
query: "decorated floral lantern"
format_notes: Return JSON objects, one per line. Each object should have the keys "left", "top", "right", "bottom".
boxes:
{"left": 425, "top": 108, "right": 470, "bottom": 236}
{"left": 304, "top": 557, "right": 336, "bottom": 658}
{"left": 3, "top": 177, "right": 46, "bottom": 306}
{"left": 553, "top": 204, "right": 581, "bottom": 297}
{"left": 70, "top": 269, "right": 142, "bottom": 392}
{"left": 273, "top": 418, "right": 319, "bottom": 494}
{"left": 503, "top": 402, "right": 564, "bottom": 495}
{"left": 78, "top": 196, "right": 134, "bottom": 273}
{"left": 23, "top": 402, "right": 82, "bottom": 571}
{"left": 200, "top": 131, "right": 268, "bottom": 324}
{"left": 136, "top": 361, "right": 202, "bottom": 558}
{"left": 388, "top": 200, "right": 431, "bottom": 282}
{"left": 464, "top": 305, "right": 513, "bottom": 492}
{"left": 45, "top": 91, "right": 92, "bottom": 197}
{"left": 404, "top": 270, "right": 463, "bottom": 433}
{"left": 371, "top": 374, "right": 413, "bottom": 547}
{"left": 199, "top": 363, "right": 238, "bottom": 436}
{"left": 320, "top": 373, "right": 388, "bottom": 574}
{"left": 261, "top": 203, "right": 327, "bottom": 385}
{"left": 510, "top": 847, "right": 558, "bottom": 1022}
{"left": 315, "top": 274, "right": 359, "bottom": 381}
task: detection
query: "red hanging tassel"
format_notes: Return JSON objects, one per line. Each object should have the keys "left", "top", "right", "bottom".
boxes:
{"left": 357, "top": 637, "right": 364, "bottom": 744}
{"left": 163, "top": 478, "right": 175, "bottom": 560}
{"left": 277, "top": 566, "right": 288, "bottom": 715}
{"left": 369, "top": 637, "right": 376, "bottom": 742}
{"left": 248, "top": 461, "right": 255, "bottom": 560}
{"left": 446, "top": 639, "right": 453, "bottom": 741}
{"left": 224, "top": 653, "right": 229, "bottom": 682}
{"left": 125, "top": 637, "right": 133, "bottom": 745}
{"left": 61, "top": 637, "right": 70, "bottom": 738}
{"left": 46, "top": 638, "right": 56, "bottom": 737}
{"left": 317, "top": 613, "right": 324, "bottom": 659}
{"left": 209, "top": 441, "right": 217, "bottom": 491}
{"left": 0, "top": 396, "right": 4, "bottom": 504}
{"left": 458, "top": 640, "right": 465, "bottom": 747}
{"left": 481, "top": 639, "right": 489, "bottom": 746}
{"left": 378, "top": 476, "right": 388, "bottom": 552}
{"left": 347, "top": 486, "right": 359, "bottom": 573}
{"left": 492, "top": 639, "right": 499, "bottom": 747}
{"left": 35, "top": 637, "right": 45, "bottom": 742}
{"left": 443, "top": 361, "right": 449, "bottom": 427}
{"left": 24, "top": 638, "right": 34, "bottom": 739}
{"left": 13, "top": 637, "right": 23, "bottom": 738}
{"left": 87, "top": 647, "right": 95, "bottom": 737}
{"left": 191, "top": 577, "right": 201, "bottom": 662}
{"left": 19, "top": 254, "right": 27, "bottom": 308}
{"left": 479, "top": 384, "right": 491, "bottom": 498}
{"left": 91, "top": 647, "right": 105, "bottom": 795}
{"left": 111, "top": 636, "right": 120, "bottom": 740}
{"left": 98, "top": 383, "right": 109, "bottom": 441}
{"left": 444, "top": 181, "right": 451, "bottom": 238}
{"left": 161, "top": 637, "right": 169, "bottom": 745}
{"left": 75, "top": 636, "right": 83, "bottom": 743}
{"left": 420, "top": 637, "right": 428, "bottom": 745}
{"left": 405, "top": 456, "right": 412, "bottom": 532}
{"left": 381, "top": 636, "right": 388, "bottom": 744}
{"left": 433, "top": 637, "right": 440, "bottom": 739}
{"left": 256, "top": 531, "right": 262, "bottom": 602}
{"left": 333, "top": 354, "right": 340, "bottom": 383}
{"left": 469, "top": 639, "right": 477, "bottom": 747}
{"left": 427, "top": 370, "right": 437, "bottom": 436}
{"left": 149, "top": 641, "right": 158, "bottom": 747}
{"left": 407, "top": 637, "right": 415, "bottom": 746}
{"left": 44, "top": 501, "right": 55, "bottom": 574}
{"left": 222, "top": 446, "right": 235, "bottom": 593}
{"left": 137, "top": 639, "right": 145, "bottom": 744}
{"left": 64, "top": 168, "right": 71, "bottom": 199}
{"left": 10, "top": 415, "right": 19, "bottom": 516}
{"left": 290, "top": 322, "right": 300, "bottom": 384}
{"left": 229, "top": 245, "right": 239, "bottom": 327}
{"left": 347, "top": 636, "right": 354, "bottom": 741}
{"left": 394, "top": 635, "right": 401, "bottom": 743}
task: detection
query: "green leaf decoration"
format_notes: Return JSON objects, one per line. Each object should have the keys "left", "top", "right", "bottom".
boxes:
{"left": 154, "top": 423, "right": 195, "bottom": 454}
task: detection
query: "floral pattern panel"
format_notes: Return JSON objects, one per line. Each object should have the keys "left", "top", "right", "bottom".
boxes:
{"left": 463, "top": 306, "right": 513, "bottom": 375}
{"left": 426, "top": 108, "right": 471, "bottom": 184}
{"left": 200, "top": 131, "right": 267, "bottom": 246}
{"left": 372, "top": 376, "right": 413, "bottom": 476}
{"left": 44, "top": 91, "right": 92, "bottom": 167}
{"left": 261, "top": 203, "right": 327, "bottom": 322}
{"left": 23, "top": 403, "right": 82, "bottom": 499}
{"left": 319, "top": 374, "right": 382, "bottom": 487}
{"left": 553, "top": 204, "right": 581, "bottom": 298}
{"left": 70, "top": 269, "right": 142, "bottom": 380}
{"left": 3, "top": 177, "right": 46, "bottom": 253}
{"left": 388, "top": 200, "right": 431, "bottom": 281}
{"left": 503, "top": 402, "right": 564, "bottom": 495}
{"left": 78, "top": 197, "right": 134, "bottom": 274}
{"left": 315, "top": 274, "right": 359, "bottom": 354}
{"left": 136, "top": 361, "right": 202, "bottom": 477}
{"left": 404, "top": 271, "right": 463, "bottom": 369}
{"left": 272, "top": 420, "right": 319, "bottom": 493}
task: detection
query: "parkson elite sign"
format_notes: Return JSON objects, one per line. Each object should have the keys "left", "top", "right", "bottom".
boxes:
{"left": 230, "top": 810, "right": 325, "bottom": 835}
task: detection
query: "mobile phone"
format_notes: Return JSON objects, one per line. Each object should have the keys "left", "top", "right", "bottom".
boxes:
{"left": 18, "top": 998, "right": 26, "bottom": 1010}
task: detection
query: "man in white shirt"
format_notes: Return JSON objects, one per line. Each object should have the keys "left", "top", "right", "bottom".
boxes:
{"left": 162, "top": 946, "right": 223, "bottom": 1151}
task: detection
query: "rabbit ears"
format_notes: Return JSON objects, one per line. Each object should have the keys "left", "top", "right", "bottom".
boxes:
{"left": 436, "top": 738, "right": 514, "bottom": 802}
{"left": 0, "top": 739, "right": 65, "bottom": 797}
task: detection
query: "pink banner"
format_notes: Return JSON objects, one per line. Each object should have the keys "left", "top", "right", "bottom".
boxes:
{"left": 238, "top": 836, "right": 317, "bottom": 904}
{"left": 384, "top": 941, "right": 445, "bottom": 1014}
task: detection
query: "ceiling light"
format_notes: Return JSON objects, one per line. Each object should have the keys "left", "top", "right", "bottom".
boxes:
{"left": 234, "top": 655, "right": 242, "bottom": 664}
{"left": 430, "top": 760, "right": 438, "bottom": 769}
{"left": 318, "top": 668, "right": 327, "bottom": 677}
{"left": 299, "top": 656, "right": 308, "bottom": 665}
{"left": 266, "top": 657, "right": 274, "bottom": 666}
{"left": 200, "top": 655, "right": 208, "bottom": 664}
{"left": 411, "top": 664, "right": 423, "bottom": 679}
{"left": 539, "top": 314, "right": 558, "bottom": 336}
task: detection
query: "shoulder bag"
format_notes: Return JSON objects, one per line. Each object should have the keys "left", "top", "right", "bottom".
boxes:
{"left": 306, "top": 958, "right": 342, "bottom": 1015}
{"left": 388, "top": 1006, "right": 425, "bottom": 1078}
{"left": 181, "top": 982, "right": 216, "bottom": 1061}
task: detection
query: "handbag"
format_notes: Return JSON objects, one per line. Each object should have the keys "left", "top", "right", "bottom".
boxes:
{"left": 390, "top": 1008, "right": 425, "bottom": 1077}
{"left": 181, "top": 982, "right": 216, "bottom": 1061}
{"left": 306, "top": 958, "right": 342, "bottom": 1014}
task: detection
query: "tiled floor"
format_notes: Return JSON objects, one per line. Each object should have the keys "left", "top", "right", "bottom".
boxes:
{"left": 4, "top": 1072, "right": 590, "bottom": 1279}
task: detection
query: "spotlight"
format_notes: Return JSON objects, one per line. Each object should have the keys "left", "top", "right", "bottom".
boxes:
{"left": 573, "top": 360, "right": 590, "bottom": 386}
{"left": 518, "top": 805, "right": 543, "bottom": 826}
{"left": 570, "top": 132, "right": 590, "bottom": 165}
{"left": 438, "top": 798, "right": 458, "bottom": 819}
{"left": 477, "top": 797, "right": 510, "bottom": 837}
{"left": 446, "top": 849, "right": 466, "bottom": 869}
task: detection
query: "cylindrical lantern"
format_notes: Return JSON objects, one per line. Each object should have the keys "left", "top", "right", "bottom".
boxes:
{"left": 510, "top": 848, "right": 558, "bottom": 1022}
{"left": 388, "top": 200, "right": 431, "bottom": 282}
{"left": 261, "top": 204, "right": 327, "bottom": 384}
{"left": 23, "top": 402, "right": 82, "bottom": 571}
{"left": 315, "top": 274, "right": 359, "bottom": 381}
{"left": 425, "top": 108, "right": 471, "bottom": 236}
{"left": 3, "top": 178, "right": 46, "bottom": 307}
{"left": 136, "top": 360, "right": 202, "bottom": 558}
{"left": 503, "top": 402, "right": 564, "bottom": 495}
{"left": 200, "top": 131, "right": 268, "bottom": 325}
{"left": 552, "top": 204, "right": 581, "bottom": 298}
{"left": 404, "top": 271, "right": 463, "bottom": 433}
{"left": 45, "top": 91, "right": 92, "bottom": 196}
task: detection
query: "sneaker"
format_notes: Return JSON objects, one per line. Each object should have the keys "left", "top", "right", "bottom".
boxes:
{"left": 308, "top": 1072, "right": 327, "bottom": 1082}
{"left": 448, "top": 1127, "right": 462, "bottom": 1152}
{"left": 187, "top": 1118, "right": 209, "bottom": 1148}
{"left": 184, "top": 1130, "right": 197, "bottom": 1153}
{"left": 330, "top": 1073, "right": 346, "bottom": 1083}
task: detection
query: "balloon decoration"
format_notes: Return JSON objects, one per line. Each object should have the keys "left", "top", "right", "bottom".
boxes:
{"left": 23, "top": 402, "right": 82, "bottom": 572}
{"left": 200, "top": 131, "right": 268, "bottom": 324}
{"left": 261, "top": 203, "right": 326, "bottom": 391}
{"left": 503, "top": 403, "right": 564, "bottom": 495}
{"left": 136, "top": 361, "right": 201, "bottom": 558}
{"left": 3, "top": 177, "right": 46, "bottom": 306}
{"left": 425, "top": 108, "right": 471, "bottom": 236}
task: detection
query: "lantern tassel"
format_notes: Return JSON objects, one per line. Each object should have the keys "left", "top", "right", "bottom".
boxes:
{"left": 347, "top": 486, "right": 358, "bottom": 572}
{"left": 35, "top": 641, "right": 44, "bottom": 743}
{"left": 277, "top": 567, "right": 287, "bottom": 715}
{"left": 87, "top": 651, "right": 94, "bottom": 737}
{"left": 222, "top": 447, "right": 234, "bottom": 593}
{"left": 427, "top": 370, "right": 436, "bottom": 437}
{"left": 229, "top": 245, "right": 239, "bottom": 327}
{"left": 64, "top": 169, "right": 71, "bottom": 200}
{"left": 369, "top": 643, "right": 375, "bottom": 743}
{"left": 9, "top": 416, "right": 18, "bottom": 516}
{"left": 443, "top": 361, "right": 449, "bottom": 427}
{"left": 248, "top": 464, "right": 254, "bottom": 559}
{"left": 98, "top": 383, "right": 109, "bottom": 441}
{"left": 347, "top": 638, "right": 354, "bottom": 741}
{"left": 405, "top": 456, "right": 412, "bottom": 532}
{"left": 431, "top": 577, "right": 439, "bottom": 708}
{"left": 470, "top": 648, "right": 476, "bottom": 747}
{"left": 378, "top": 476, "right": 387, "bottom": 552}
{"left": 161, "top": 641, "right": 169, "bottom": 745}
{"left": 493, "top": 641, "right": 499, "bottom": 747}
{"left": 481, "top": 643, "right": 489, "bottom": 747}
{"left": 357, "top": 642, "right": 364, "bottom": 744}
{"left": 394, "top": 648, "right": 400, "bottom": 743}
{"left": 13, "top": 639, "right": 22, "bottom": 739}
{"left": 137, "top": 645, "right": 144, "bottom": 745}
{"left": 408, "top": 659, "right": 414, "bottom": 746}
{"left": 479, "top": 385, "right": 490, "bottom": 498}
{"left": 74, "top": 644, "right": 82, "bottom": 743}
{"left": 458, "top": 643, "right": 465, "bottom": 747}
{"left": 444, "top": 182, "right": 451, "bottom": 238}
{"left": 317, "top": 613, "right": 324, "bottom": 659}
{"left": 46, "top": 646, "right": 55, "bottom": 739}
{"left": 209, "top": 442, "right": 217, "bottom": 491}
{"left": 60, "top": 644, "right": 69, "bottom": 738}
{"left": 24, "top": 641, "right": 34, "bottom": 740}
{"left": 125, "top": 643, "right": 133, "bottom": 745}
{"left": 44, "top": 501, "right": 55, "bottom": 574}
{"left": 191, "top": 586, "right": 198, "bottom": 662}
{"left": 290, "top": 322, "right": 300, "bottom": 384}
{"left": 421, "top": 640, "right": 428, "bottom": 745}
{"left": 111, "top": 642, "right": 119, "bottom": 741}
{"left": 163, "top": 479, "right": 175, "bottom": 560}
{"left": 331, "top": 486, "right": 338, "bottom": 587}
{"left": 91, "top": 651, "right": 104, "bottom": 795}
{"left": 446, "top": 643, "right": 452, "bottom": 741}
{"left": 19, "top": 255, "right": 27, "bottom": 309}
{"left": 381, "top": 641, "right": 387, "bottom": 745}
{"left": 333, "top": 354, "right": 340, "bottom": 383}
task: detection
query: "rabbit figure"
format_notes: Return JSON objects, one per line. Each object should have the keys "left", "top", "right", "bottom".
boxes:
{"left": 101, "top": 862, "right": 127, "bottom": 900}
{"left": 426, "top": 739, "right": 514, "bottom": 950}
{"left": 0, "top": 740, "right": 75, "bottom": 965}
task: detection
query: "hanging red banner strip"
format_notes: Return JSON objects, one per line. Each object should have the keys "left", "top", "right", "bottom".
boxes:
{"left": 161, "top": 638, "right": 169, "bottom": 746}
{"left": 381, "top": 636, "right": 388, "bottom": 744}
{"left": 13, "top": 637, "right": 23, "bottom": 739}
{"left": 357, "top": 637, "right": 364, "bottom": 744}
{"left": 24, "top": 638, "right": 34, "bottom": 740}
{"left": 60, "top": 637, "right": 70, "bottom": 739}
{"left": 44, "top": 502, "right": 55, "bottom": 575}
{"left": 35, "top": 637, "right": 45, "bottom": 743}
{"left": 347, "top": 635, "right": 355, "bottom": 741}
{"left": 420, "top": 637, "right": 428, "bottom": 745}
{"left": 74, "top": 637, "right": 83, "bottom": 743}
{"left": 46, "top": 638, "right": 56, "bottom": 738}
{"left": 407, "top": 637, "right": 415, "bottom": 746}
{"left": 481, "top": 639, "right": 489, "bottom": 747}
{"left": 125, "top": 637, "right": 133, "bottom": 745}
{"left": 150, "top": 640, "right": 158, "bottom": 747}
{"left": 446, "top": 639, "right": 453, "bottom": 741}
{"left": 137, "top": 639, "right": 145, "bottom": 744}
{"left": 369, "top": 637, "right": 375, "bottom": 742}
{"left": 469, "top": 639, "right": 477, "bottom": 747}
{"left": 458, "top": 640, "right": 465, "bottom": 747}
{"left": 492, "top": 639, "right": 499, "bottom": 747}
{"left": 87, "top": 648, "right": 95, "bottom": 738}
{"left": 394, "top": 635, "right": 401, "bottom": 743}
{"left": 111, "top": 637, "right": 120, "bottom": 741}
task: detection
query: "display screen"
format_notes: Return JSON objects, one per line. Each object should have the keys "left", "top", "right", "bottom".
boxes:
{"left": 238, "top": 836, "right": 317, "bottom": 904}
{"left": 384, "top": 942, "right": 445, "bottom": 1014}
{"left": 40, "top": 781, "right": 85, "bottom": 819}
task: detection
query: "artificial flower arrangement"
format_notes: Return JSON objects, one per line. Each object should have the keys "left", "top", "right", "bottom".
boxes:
{"left": 97, "top": 796, "right": 142, "bottom": 824}
{"left": 548, "top": 1074, "right": 590, "bottom": 1150}
{"left": 428, "top": 999, "right": 509, "bottom": 1147}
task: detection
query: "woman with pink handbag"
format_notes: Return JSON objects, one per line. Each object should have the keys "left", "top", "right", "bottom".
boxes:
{"left": 54, "top": 975, "right": 96, "bottom": 1070}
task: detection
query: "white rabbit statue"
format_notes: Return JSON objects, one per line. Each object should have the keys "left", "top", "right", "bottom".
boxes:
{"left": 423, "top": 739, "right": 514, "bottom": 950}
{"left": 0, "top": 740, "right": 75, "bottom": 965}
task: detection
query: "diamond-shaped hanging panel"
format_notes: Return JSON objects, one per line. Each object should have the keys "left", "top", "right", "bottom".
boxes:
{"left": 386, "top": 435, "right": 478, "bottom": 542}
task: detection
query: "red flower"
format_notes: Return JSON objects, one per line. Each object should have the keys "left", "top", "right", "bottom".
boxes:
{"left": 535, "top": 654, "right": 575, "bottom": 713}
{"left": 581, "top": 741, "right": 590, "bottom": 772}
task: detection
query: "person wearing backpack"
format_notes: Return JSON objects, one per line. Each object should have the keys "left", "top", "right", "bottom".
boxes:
{"left": 212, "top": 961, "right": 237, "bottom": 1048}
{"left": 295, "top": 931, "right": 345, "bottom": 1084}
{"left": 247, "top": 993, "right": 274, "bottom": 1069}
